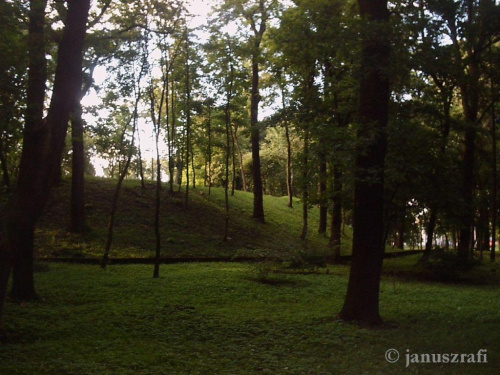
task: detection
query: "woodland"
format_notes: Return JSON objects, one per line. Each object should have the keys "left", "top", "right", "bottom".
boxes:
{"left": 0, "top": 0, "right": 500, "bottom": 373}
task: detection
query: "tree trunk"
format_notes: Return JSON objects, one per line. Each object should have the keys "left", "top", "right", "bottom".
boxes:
{"left": 285, "top": 123, "right": 293, "bottom": 208}
{"left": 169, "top": 81, "right": 176, "bottom": 193}
{"left": 338, "top": 0, "right": 390, "bottom": 326}
{"left": 422, "top": 205, "right": 437, "bottom": 261}
{"left": 223, "top": 65, "right": 234, "bottom": 241}
{"left": 101, "top": 114, "right": 139, "bottom": 268}
{"left": 300, "top": 129, "right": 309, "bottom": 241}
{"left": 184, "top": 38, "right": 191, "bottom": 209}
{"left": 69, "top": 102, "right": 87, "bottom": 234}
{"left": 279, "top": 85, "right": 293, "bottom": 208}
{"left": 395, "top": 205, "right": 405, "bottom": 250}
{"left": 490, "top": 43, "right": 497, "bottom": 262}
{"left": 1, "top": 0, "right": 90, "bottom": 321}
{"left": 137, "top": 132, "right": 146, "bottom": 188}
{"left": 207, "top": 103, "right": 212, "bottom": 196}
{"left": 329, "top": 164, "right": 342, "bottom": 262}
{"left": 0, "top": 138, "right": 11, "bottom": 191}
{"left": 318, "top": 142, "right": 328, "bottom": 235}
{"left": 232, "top": 124, "right": 246, "bottom": 192}
{"left": 101, "top": 57, "right": 145, "bottom": 268}
{"left": 251, "top": 54, "right": 265, "bottom": 223}
{"left": 153, "top": 133, "right": 162, "bottom": 278}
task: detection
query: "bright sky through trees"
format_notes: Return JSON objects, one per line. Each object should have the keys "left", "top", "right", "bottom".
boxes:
{"left": 83, "top": 0, "right": 216, "bottom": 177}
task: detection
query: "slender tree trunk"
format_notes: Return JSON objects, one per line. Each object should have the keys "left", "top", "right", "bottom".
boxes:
{"left": 422, "top": 205, "right": 437, "bottom": 260}
{"left": 300, "top": 129, "right": 309, "bottom": 241}
{"left": 223, "top": 65, "right": 234, "bottom": 241}
{"left": 1, "top": 0, "right": 90, "bottom": 321}
{"left": 329, "top": 164, "right": 342, "bottom": 262}
{"left": 137, "top": 131, "right": 146, "bottom": 188}
{"left": 153, "top": 129, "right": 162, "bottom": 278}
{"left": 232, "top": 124, "right": 246, "bottom": 192}
{"left": 395, "top": 205, "right": 405, "bottom": 249}
{"left": 101, "top": 58, "right": 145, "bottom": 268}
{"left": 318, "top": 142, "right": 328, "bottom": 235}
{"left": 285, "top": 123, "right": 293, "bottom": 208}
{"left": 0, "top": 135, "right": 11, "bottom": 191}
{"left": 491, "top": 44, "right": 497, "bottom": 262}
{"left": 279, "top": 84, "right": 293, "bottom": 208}
{"left": 338, "top": 0, "right": 390, "bottom": 326}
{"left": 231, "top": 128, "right": 236, "bottom": 196}
{"left": 184, "top": 37, "right": 191, "bottom": 209}
{"left": 169, "top": 82, "right": 176, "bottom": 193}
{"left": 251, "top": 53, "right": 265, "bottom": 223}
{"left": 69, "top": 102, "right": 87, "bottom": 234}
{"left": 207, "top": 103, "right": 212, "bottom": 196}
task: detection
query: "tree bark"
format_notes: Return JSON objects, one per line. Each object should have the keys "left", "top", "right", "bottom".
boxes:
{"left": 338, "top": 0, "right": 390, "bottom": 326}
{"left": 1, "top": 0, "right": 91, "bottom": 321}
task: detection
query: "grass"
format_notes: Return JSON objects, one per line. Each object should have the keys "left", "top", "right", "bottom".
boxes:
{"left": 35, "top": 177, "right": 350, "bottom": 261}
{"left": 1, "top": 260, "right": 499, "bottom": 374}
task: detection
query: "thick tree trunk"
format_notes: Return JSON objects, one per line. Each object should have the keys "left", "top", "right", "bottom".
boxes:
{"left": 338, "top": 0, "right": 390, "bottom": 326}
{"left": 0, "top": 0, "right": 90, "bottom": 322}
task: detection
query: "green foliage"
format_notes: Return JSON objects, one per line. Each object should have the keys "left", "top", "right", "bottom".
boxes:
{"left": 1, "top": 261, "right": 499, "bottom": 374}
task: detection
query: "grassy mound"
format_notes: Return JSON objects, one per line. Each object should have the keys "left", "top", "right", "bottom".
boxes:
{"left": 36, "top": 177, "right": 350, "bottom": 261}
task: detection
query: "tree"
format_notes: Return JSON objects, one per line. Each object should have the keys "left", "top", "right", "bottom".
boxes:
{"left": 338, "top": 0, "right": 391, "bottom": 326}
{"left": 0, "top": 0, "right": 91, "bottom": 323}
{"left": 0, "top": 1, "right": 28, "bottom": 192}
{"left": 216, "top": 0, "right": 278, "bottom": 223}
{"left": 101, "top": 35, "right": 149, "bottom": 269}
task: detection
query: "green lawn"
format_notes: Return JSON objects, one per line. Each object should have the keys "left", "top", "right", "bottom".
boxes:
{"left": 1, "top": 260, "right": 499, "bottom": 374}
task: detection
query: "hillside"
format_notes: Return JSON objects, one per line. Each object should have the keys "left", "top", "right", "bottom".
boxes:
{"left": 35, "top": 177, "right": 349, "bottom": 261}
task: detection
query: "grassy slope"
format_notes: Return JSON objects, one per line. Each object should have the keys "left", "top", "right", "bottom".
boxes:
{"left": 0, "top": 261, "right": 499, "bottom": 374}
{"left": 36, "top": 177, "right": 350, "bottom": 260}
